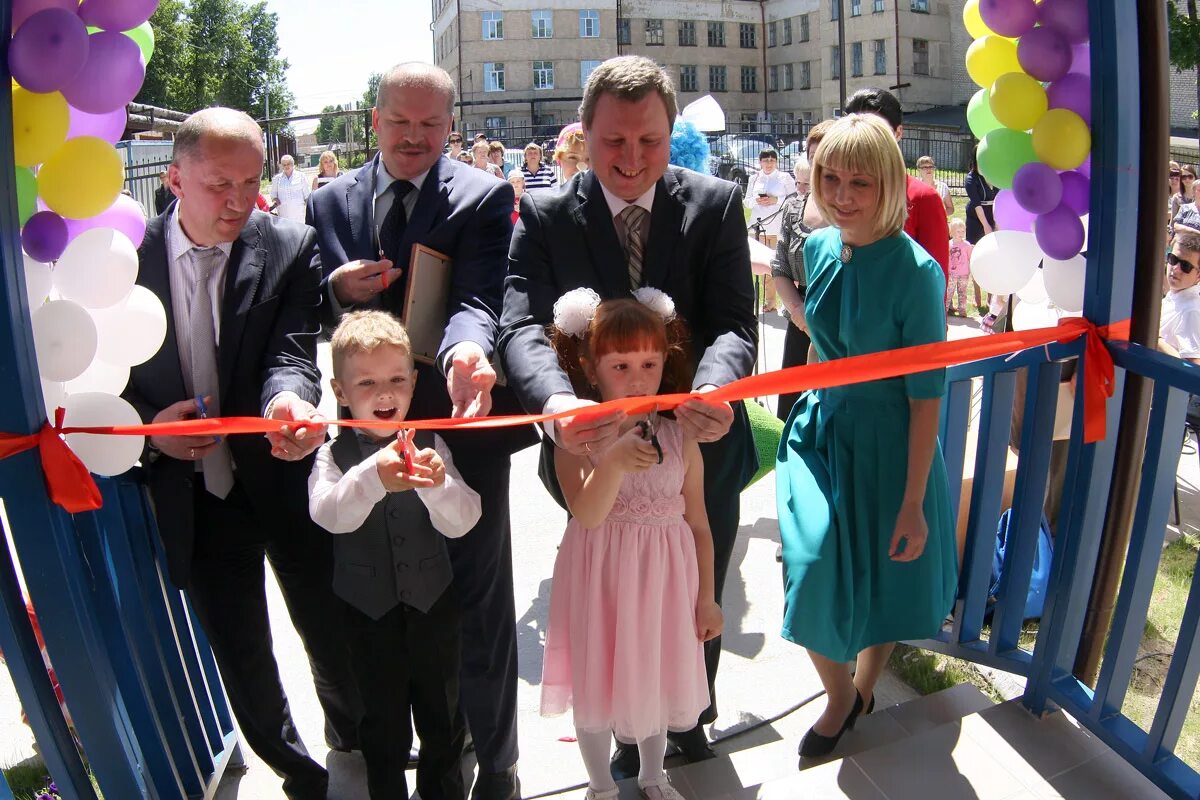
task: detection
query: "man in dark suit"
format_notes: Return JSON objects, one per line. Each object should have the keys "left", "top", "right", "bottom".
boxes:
{"left": 499, "top": 55, "right": 758, "bottom": 778}
{"left": 307, "top": 63, "right": 529, "bottom": 800}
{"left": 124, "top": 108, "right": 360, "bottom": 800}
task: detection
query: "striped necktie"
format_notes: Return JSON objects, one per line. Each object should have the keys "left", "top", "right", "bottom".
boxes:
{"left": 189, "top": 248, "right": 234, "bottom": 498}
{"left": 620, "top": 205, "right": 648, "bottom": 290}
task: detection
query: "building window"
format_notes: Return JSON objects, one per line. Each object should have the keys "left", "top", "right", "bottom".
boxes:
{"left": 911, "top": 0, "right": 929, "bottom": 10}
{"left": 482, "top": 10, "right": 502, "bottom": 40}
{"left": 709, "top": 65, "right": 727, "bottom": 92}
{"left": 831, "top": 0, "right": 839, "bottom": 21}
{"left": 581, "top": 59, "right": 602, "bottom": 86}
{"left": 533, "top": 60, "right": 554, "bottom": 89}
{"left": 800, "top": 14, "right": 810, "bottom": 42}
{"left": 874, "top": 0, "right": 885, "bottom": 11}
{"left": 645, "top": 18, "right": 664, "bottom": 45}
{"left": 618, "top": 18, "right": 630, "bottom": 45}
{"left": 768, "top": 20, "right": 777, "bottom": 48}
{"left": 874, "top": 39, "right": 886, "bottom": 74}
{"left": 782, "top": 18, "right": 792, "bottom": 45}
{"left": 851, "top": 42, "right": 863, "bottom": 76}
{"left": 831, "top": 46, "right": 840, "bottom": 80}
{"left": 484, "top": 62, "right": 504, "bottom": 92}
{"left": 484, "top": 116, "right": 506, "bottom": 136}
{"left": 708, "top": 21, "right": 725, "bottom": 47}
{"left": 851, "top": 0, "right": 861, "bottom": 16}
{"left": 680, "top": 64, "right": 698, "bottom": 92}
{"left": 783, "top": 63, "right": 794, "bottom": 90}
{"left": 532, "top": 9, "right": 553, "bottom": 38}
{"left": 679, "top": 19, "right": 696, "bottom": 46}
{"left": 913, "top": 38, "right": 929, "bottom": 74}
{"left": 740, "top": 112, "right": 756, "bottom": 132}
{"left": 741, "top": 66, "right": 757, "bottom": 92}
{"left": 579, "top": 9, "right": 599, "bottom": 38}
{"left": 769, "top": 65, "right": 779, "bottom": 91}
{"left": 800, "top": 61, "right": 811, "bottom": 89}
{"left": 739, "top": 23, "right": 756, "bottom": 48}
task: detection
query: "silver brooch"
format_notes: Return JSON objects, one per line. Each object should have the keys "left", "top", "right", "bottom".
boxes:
{"left": 840, "top": 244, "right": 854, "bottom": 263}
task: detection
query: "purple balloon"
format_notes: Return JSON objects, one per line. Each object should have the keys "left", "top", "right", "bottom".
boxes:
{"left": 995, "top": 190, "right": 1036, "bottom": 233}
{"left": 1058, "top": 171, "right": 1090, "bottom": 216}
{"left": 1039, "top": 0, "right": 1090, "bottom": 45}
{"left": 1035, "top": 204, "right": 1085, "bottom": 260}
{"left": 11, "top": 0, "right": 76, "bottom": 32}
{"left": 21, "top": 211, "right": 69, "bottom": 262}
{"left": 1012, "top": 163, "right": 1063, "bottom": 215}
{"left": 60, "top": 31, "right": 146, "bottom": 115}
{"left": 1077, "top": 154, "right": 1092, "bottom": 178}
{"left": 8, "top": 8, "right": 89, "bottom": 93}
{"left": 1071, "top": 42, "right": 1091, "bottom": 76}
{"left": 67, "top": 105, "right": 127, "bottom": 144}
{"left": 1046, "top": 72, "right": 1091, "bottom": 125}
{"left": 1017, "top": 25, "right": 1072, "bottom": 83}
{"left": 63, "top": 194, "right": 147, "bottom": 249}
{"left": 77, "top": 0, "right": 159, "bottom": 32}
{"left": 979, "top": 0, "right": 1038, "bottom": 38}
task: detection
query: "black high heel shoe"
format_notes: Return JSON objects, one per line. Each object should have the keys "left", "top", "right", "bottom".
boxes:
{"left": 798, "top": 690, "right": 864, "bottom": 759}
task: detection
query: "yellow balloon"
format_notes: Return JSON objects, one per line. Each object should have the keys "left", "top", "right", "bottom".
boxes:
{"left": 1032, "top": 109, "right": 1091, "bottom": 171}
{"left": 12, "top": 88, "right": 69, "bottom": 168}
{"left": 966, "top": 36, "right": 1022, "bottom": 89}
{"left": 39, "top": 136, "right": 124, "bottom": 220}
{"left": 989, "top": 73, "right": 1048, "bottom": 132}
{"left": 963, "top": 0, "right": 994, "bottom": 39}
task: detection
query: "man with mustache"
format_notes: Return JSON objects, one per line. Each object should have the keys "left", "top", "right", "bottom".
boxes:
{"left": 307, "top": 62, "right": 531, "bottom": 800}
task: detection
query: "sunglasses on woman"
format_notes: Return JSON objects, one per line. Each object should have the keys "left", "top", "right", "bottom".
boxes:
{"left": 1168, "top": 252, "right": 1197, "bottom": 273}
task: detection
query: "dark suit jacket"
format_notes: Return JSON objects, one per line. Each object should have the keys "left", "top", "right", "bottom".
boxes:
{"left": 307, "top": 153, "right": 534, "bottom": 456}
{"left": 500, "top": 166, "right": 758, "bottom": 411}
{"left": 125, "top": 210, "right": 324, "bottom": 586}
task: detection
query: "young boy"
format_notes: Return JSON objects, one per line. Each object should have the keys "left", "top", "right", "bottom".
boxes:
{"left": 309, "top": 310, "right": 481, "bottom": 800}
{"left": 946, "top": 218, "right": 975, "bottom": 317}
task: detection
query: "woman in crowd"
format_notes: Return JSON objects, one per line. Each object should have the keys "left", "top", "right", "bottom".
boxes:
{"left": 776, "top": 114, "right": 956, "bottom": 761}
{"left": 520, "top": 142, "right": 558, "bottom": 192}
{"left": 554, "top": 125, "right": 589, "bottom": 184}
{"left": 472, "top": 140, "right": 504, "bottom": 178}
{"left": 1171, "top": 162, "right": 1196, "bottom": 224}
{"left": 771, "top": 120, "right": 833, "bottom": 422}
{"left": 745, "top": 147, "right": 795, "bottom": 313}
{"left": 312, "top": 150, "right": 341, "bottom": 192}
{"left": 916, "top": 155, "right": 954, "bottom": 216}
{"left": 965, "top": 151, "right": 999, "bottom": 325}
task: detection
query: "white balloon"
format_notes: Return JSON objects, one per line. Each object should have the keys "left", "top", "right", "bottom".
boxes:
{"left": 1043, "top": 253, "right": 1086, "bottom": 312}
{"left": 40, "top": 379, "right": 66, "bottom": 421}
{"left": 52, "top": 227, "right": 138, "bottom": 309}
{"left": 23, "top": 254, "right": 51, "bottom": 310}
{"left": 92, "top": 285, "right": 167, "bottom": 367}
{"left": 969, "top": 231, "right": 1043, "bottom": 296}
{"left": 1016, "top": 268, "right": 1048, "bottom": 304}
{"left": 1081, "top": 214, "right": 1089, "bottom": 252}
{"left": 1012, "top": 299, "right": 1060, "bottom": 331}
{"left": 65, "top": 358, "right": 130, "bottom": 396}
{"left": 33, "top": 299, "right": 97, "bottom": 382}
{"left": 679, "top": 94, "right": 726, "bottom": 132}
{"left": 62, "top": 392, "right": 144, "bottom": 477}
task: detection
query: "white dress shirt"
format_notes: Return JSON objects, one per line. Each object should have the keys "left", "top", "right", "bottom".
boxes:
{"left": 271, "top": 170, "right": 311, "bottom": 222}
{"left": 308, "top": 431, "right": 481, "bottom": 537}
{"left": 1161, "top": 284, "right": 1200, "bottom": 359}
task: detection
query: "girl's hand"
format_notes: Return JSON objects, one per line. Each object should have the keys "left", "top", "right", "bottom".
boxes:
{"left": 696, "top": 600, "right": 724, "bottom": 642}
{"left": 601, "top": 427, "right": 660, "bottom": 473}
{"left": 888, "top": 501, "right": 928, "bottom": 562}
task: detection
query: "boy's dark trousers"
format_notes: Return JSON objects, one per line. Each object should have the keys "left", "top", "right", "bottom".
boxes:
{"left": 343, "top": 588, "right": 467, "bottom": 800}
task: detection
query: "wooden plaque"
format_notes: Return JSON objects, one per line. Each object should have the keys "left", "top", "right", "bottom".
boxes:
{"left": 402, "top": 244, "right": 452, "bottom": 365}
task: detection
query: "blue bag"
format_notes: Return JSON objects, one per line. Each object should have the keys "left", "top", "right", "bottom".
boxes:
{"left": 987, "top": 508, "right": 1054, "bottom": 621}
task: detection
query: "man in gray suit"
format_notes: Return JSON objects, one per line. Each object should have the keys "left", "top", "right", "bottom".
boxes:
{"left": 500, "top": 56, "right": 758, "bottom": 779}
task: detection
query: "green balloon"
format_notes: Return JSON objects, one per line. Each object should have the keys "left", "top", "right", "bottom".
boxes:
{"left": 124, "top": 22, "right": 155, "bottom": 65}
{"left": 976, "top": 128, "right": 1036, "bottom": 190}
{"left": 15, "top": 167, "right": 37, "bottom": 227}
{"left": 967, "top": 88, "right": 1002, "bottom": 139}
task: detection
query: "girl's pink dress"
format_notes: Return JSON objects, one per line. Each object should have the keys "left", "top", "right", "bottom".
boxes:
{"left": 540, "top": 419, "right": 710, "bottom": 741}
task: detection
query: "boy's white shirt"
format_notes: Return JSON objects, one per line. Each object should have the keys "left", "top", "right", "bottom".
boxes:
{"left": 308, "top": 431, "right": 481, "bottom": 537}
{"left": 1161, "top": 284, "right": 1200, "bottom": 359}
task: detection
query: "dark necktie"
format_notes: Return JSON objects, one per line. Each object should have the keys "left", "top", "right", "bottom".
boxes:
{"left": 379, "top": 180, "right": 415, "bottom": 265}
{"left": 620, "top": 205, "right": 648, "bottom": 290}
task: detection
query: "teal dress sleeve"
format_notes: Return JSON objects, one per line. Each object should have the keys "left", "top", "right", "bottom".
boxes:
{"left": 900, "top": 244, "right": 948, "bottom": 400}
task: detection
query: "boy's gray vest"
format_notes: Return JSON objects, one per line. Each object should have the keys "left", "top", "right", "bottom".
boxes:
{"left": 330, "top": 430, "right": 453, "bottom": 620}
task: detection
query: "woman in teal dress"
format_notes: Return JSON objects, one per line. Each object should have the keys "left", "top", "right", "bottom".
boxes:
{"left": 776, "top": 113, "right": 957, "bottom": 759}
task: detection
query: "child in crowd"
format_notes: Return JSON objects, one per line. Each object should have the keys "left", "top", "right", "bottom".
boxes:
{"left": 541, "top": 290, "right": 721, "bottom": 800}
{"left": 308, "top": 310, "right": 481, "bottom": 800}
{"left": 946, "top": 218, "right": 975, "bottom": 317}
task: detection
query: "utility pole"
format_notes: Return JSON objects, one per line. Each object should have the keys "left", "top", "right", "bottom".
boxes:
{"left": 836, "top": 0, "right": 847, "bottom": 113}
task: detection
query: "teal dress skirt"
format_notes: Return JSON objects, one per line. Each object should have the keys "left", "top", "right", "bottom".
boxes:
{"left": 776, "top": 227, "right": 958, "bottom": 662}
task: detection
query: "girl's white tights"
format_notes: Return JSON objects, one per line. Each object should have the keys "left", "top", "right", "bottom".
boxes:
{"left": 576, "top": 729, "right": 672, "bottom": 795}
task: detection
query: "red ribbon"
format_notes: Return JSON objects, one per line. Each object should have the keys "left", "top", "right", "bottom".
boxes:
{"left": 6, "top": 317, "right": 1132, "bottom": 513}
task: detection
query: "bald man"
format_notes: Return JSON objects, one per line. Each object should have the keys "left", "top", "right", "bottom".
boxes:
{"left": 123, "top": 108, "right": 359, "bottom": 800}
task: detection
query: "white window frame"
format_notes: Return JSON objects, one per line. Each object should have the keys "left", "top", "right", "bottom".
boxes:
{"left": 913, "top": 38, "right": 929, "bottom": 75}
{"left": 851, "top": 41, "right": 863, "bottom": 76}
{"left": 579, "top": 9, "right": 599, "bottom": 38}
{"left": 532, "top": 9, "right": 553, "bottom": 39}
{"left": 581, "top": 59, "right": 602, "bottom": 87}
{"left": 482, "top": 10, "right": 503, "bottom": 40}
{"left": 484, "top": 62, "right": 505, "bottom": 92}
{"left": 874, "top": 39, "right": 887, "bottom": 75}
{"left": 679, "top": 64, "right": 698, "bottom": 92}
{"left": 783, "top": 63, "right": 794, "bottom": 91}
{"left": 782, "top": 17, "right": 792, "bottom": 45}
{"left": 533, "top": 60, "right": 554, "bottom": 90}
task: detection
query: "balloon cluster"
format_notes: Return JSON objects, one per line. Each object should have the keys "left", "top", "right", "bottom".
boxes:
{"left": 10, "top": 0, "right": 166, "bottom": 475}
{"left": 963, "top": 0, "right": 1090, "bottom": 329}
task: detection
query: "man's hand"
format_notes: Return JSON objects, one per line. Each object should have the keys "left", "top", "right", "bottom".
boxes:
{"left": 265, "top": 393, "right": 327, "bottom": 461}
{"left": 330, "top": 258, "right": 404, "bottom": 305}
{"left": 447, "top": 342, "right": 496, "bottom": 418}
{"left": 675, "top": 390, "right": 735, "bottom": 443}
{"left": 375, "top": 440, "right": 440, "bottom": 492}
{"left": 150, "top": 397, "right": 219, "bottom": 461}
{"left": 555, "top": 398, "right": 626, "bottom": 456}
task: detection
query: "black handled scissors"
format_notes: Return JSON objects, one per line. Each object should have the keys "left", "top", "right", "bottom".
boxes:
{"left": 635, "top": 410, "right": 663, "bottom": 465}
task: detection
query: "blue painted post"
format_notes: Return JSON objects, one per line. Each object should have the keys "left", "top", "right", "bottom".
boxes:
{"left": 939, "top": 377, "right": 972, "bottom": 533}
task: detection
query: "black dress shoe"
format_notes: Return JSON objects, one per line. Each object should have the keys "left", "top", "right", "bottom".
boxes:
{"left": 610, "top": 739, "right": 641, "bottom": 782}
{"left": 667, "top": 725, "right": 717, "bottom": 762}
{"left": 798, "top": 691, "right": 864, "bottom": 759}
{"left": 470, "top": 765, "right": 520, "bottom": 800}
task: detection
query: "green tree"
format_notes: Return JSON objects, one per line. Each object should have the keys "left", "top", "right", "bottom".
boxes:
{"left": 1168, "top": 0, "right": 1200, "bottom": 140}
{"left": 315, "top": 104, "right": 348, "bottom": 145}
{"left": 138, "top": 0, "right": 189, "bottom": 109}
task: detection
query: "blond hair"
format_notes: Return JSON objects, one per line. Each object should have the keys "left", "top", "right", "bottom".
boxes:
{"left": 949, "top": 217, "right": 966, "bottom": 232}
{"left": 579, "top": 56, "right": 677, "bottom": 130}
{"left": 810, "top": 113, "right": 908, "bottom": 240}
{"left": 553, "top": 129, "right": 586, "bottom": 163}
{"left": 330, "top": 311, "right": 412, "bottom": 378}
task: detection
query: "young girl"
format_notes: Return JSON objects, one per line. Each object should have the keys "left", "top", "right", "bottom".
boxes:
{"left": 540, "top": 289, "right": 722, "bottom": 800}
{"left": 946, "top": 218, "right": 975, "bottom": 316}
